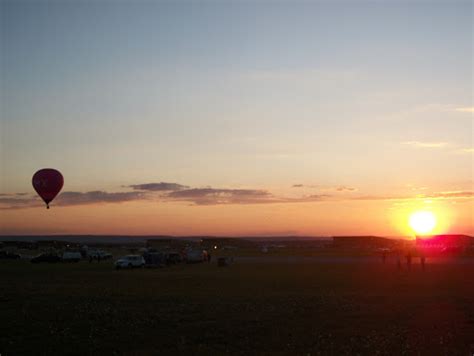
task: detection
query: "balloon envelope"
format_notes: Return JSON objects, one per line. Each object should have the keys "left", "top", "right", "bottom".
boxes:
{"left": 32, "top": 169, "right": 64, "bottom": 208}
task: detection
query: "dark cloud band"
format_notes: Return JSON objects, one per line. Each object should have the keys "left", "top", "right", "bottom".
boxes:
{"left": 56, "top": 191, "right": 146, "bottom": 206}
{"left": 1, "top": 184, "right": 472, "bottom": 209}
{"left": 129, "top": 182, "right": 188, "bottom": 191}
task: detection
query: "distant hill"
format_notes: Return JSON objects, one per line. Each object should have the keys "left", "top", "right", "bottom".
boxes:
{"left": 0, "top": 234, "right": 332, "bottom": 244}
{"left": 1, "top": 234, "right": 469, "bottom": 245}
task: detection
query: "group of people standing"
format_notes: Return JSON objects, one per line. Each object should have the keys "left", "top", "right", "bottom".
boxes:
{"left": 382, "top": 251, "right": 426, "bottom": 270}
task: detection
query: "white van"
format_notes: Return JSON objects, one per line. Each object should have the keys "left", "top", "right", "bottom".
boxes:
{"left": 115, "top": 255, "right": 145, "bottom": 269}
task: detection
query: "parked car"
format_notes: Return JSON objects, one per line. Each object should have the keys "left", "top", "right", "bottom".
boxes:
{"left": 0, "top": 251, "right": 21, "bottom": 260}
{"left": 31, "top": 253, "right": 61, "bottom": 263}
{"left": 185, "top": 249, "right": 208, "bottom": 263}
{"left": 115, "top": 255, "right": 145, "bottom": 269}
{"left": 62, "top": 251, "right": 82, "bottom": 262}
{"left": 165, "top": 252, "right": 183, "bottom": 265}
{"left": 143, "top": 252, "right": 166, "bottom": 267}
{"left": 88, "top": 250, "right": 113, "bottom": 260}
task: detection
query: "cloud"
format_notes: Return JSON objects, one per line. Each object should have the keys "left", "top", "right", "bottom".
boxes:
{"left": 0, "top": 192, "right": 29, "bottom": 197}
{"left": 454, "top": 147, "right": 474, "bottom": 154}
{"left": 0, "top": 183, "right": 333, "bottom": 209}
{"left": 0, "top": 191, "right": 147, "bottom": 209}
{"left": 166, "top": 188, "right": 273, "bottom": 205}
{"left": 3, "top": 183, "right": 471, "bottom": 210}
{"left": 455, "top": 107, "right": 474, "bottom": 113}
{"left": 402, "top": 141, "right": 448, "bottom": 148}
{"left": 165, "top": 188, "right": 330, "bottom": 205}
{"left": 335, "top": 186, "right": 357, "bottom": 192}
{"left": 56, "top": 191, "right": 146, "bottom": 206}
{"left": 291, "top": 184, "right": 319, "bottom": 189}
{"left": 348, "top": 190, "right": 474, "bottom": 202}
{"left": 0, "top": 196, "right": 39, "bottom": 209}
{"left": 349, "top": 195, "right": 405, "bottom": 201}
{"left": 129, "top": 182, "right": 188, "bottom": 191}
{"left": 426, "top": 191, "right": 474, "bottom": 199}
{"left": 298, "top": 194, "right": 331, "bottom": 202}
{"left": 293, "top": 184, "right": 357, "bottom": 192}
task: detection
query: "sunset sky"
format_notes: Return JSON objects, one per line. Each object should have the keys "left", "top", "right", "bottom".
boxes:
{"left": 1, "top": 1, "right": 472, "bottom": 237}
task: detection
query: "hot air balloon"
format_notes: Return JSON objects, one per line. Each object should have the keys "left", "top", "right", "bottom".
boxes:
{"left": 32, "top": 169, "right": 64, "bottom": 209}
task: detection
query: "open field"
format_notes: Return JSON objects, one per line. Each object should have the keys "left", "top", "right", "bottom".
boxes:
{"left": 1, "top": 258, "right": 474, "bottom": 355}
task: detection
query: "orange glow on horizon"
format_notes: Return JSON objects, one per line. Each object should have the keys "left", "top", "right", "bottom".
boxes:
{"left": 390, "top": 199, "right": 458, "bottom": 239}
{"left": 0, "top": 198, "right": 471, "bottom": 238}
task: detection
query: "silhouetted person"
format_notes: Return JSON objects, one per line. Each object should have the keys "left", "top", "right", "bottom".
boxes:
{"left": 89, "top": 256, "right": 93, "bottom": 263}
{"left": 421, "top": 255, "right": 426, "bottom": 271}
{"left": 98, "top": 254, "right": 101, "bottom": 263}
{"left": 406, "top": 253, "right": 412, "bottom": 270}
{"left": 207, "top": 252, "right": 211, "bottom": 263}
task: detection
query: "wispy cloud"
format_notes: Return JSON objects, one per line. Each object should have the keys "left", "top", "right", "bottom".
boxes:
{"left": 401, "top": 141, "right": 473, "bottom": 155}
{"left": 0, "top": 192, "right": 29, "bottom": 197}
{"left": 0, "top": 191, "right": 147, "bottom": 209}
{"left": 292, "top": 184, "right": 357, "bottom": 192}
{"left": 292, "top": 184, "right": 319, "bottom": 189}
{"left": 455, "top": 107, "right": 474, "bottom": 113}
{"left": 0, "top": 185, "right": 331, "bottom": 209}
{"left": 295, "top": 195, "right": 331, "bottom": 203}
{"left": 454, "top": 147, "right": 474, "bottom": 154}
{"left": 0, "top": 196, "right": 39, "bottom": 209}
{"left": 129, "top": 182, "right": 188, "bottom": 191}
{"left": 402, "top": 141, "right": 448, "bottom": 148}
{"left": 335, "top": 186, "right": 357, "bottom": 192}
{"left": 163, "top": 187, "right": 333, "bottom": 205}
{"left": 56, "top": 191, "right": 146, "bottom": 206}
{"left": 348, "top": 190, "right": 474, "bottom": 201}
{"left": 165, "top": 187, "right": 331, "bottom": 205}
{"left": 349, "top": 195, "right": 406, "bottom": 201}
{"left": 3, "top": 180, "right": 471, "bottom": 210}
{"left": 427, "top": 191, "right": 474, "bottom": 199}
{"left": 165, "top": 188, "right": 274, "bottom": 205}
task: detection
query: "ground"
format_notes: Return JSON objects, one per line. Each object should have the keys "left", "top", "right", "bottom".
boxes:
{"left": 1, "top": 257, "right": 473, "bottom": 355}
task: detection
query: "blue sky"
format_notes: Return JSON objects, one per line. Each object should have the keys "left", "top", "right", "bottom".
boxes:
{"left": 0, "top": 0, "right": 472, "bottom": 235}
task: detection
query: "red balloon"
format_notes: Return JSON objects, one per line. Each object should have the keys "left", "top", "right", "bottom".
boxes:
{"left": 32, "top": 169, "right": 64, "bottom": 209}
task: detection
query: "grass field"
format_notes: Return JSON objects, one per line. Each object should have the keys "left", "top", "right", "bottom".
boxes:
{"left": 1, "top": 258, "right": 473, "bottom": 355}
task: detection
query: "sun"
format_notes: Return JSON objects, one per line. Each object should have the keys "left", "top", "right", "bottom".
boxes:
{"left": 409, "top": 211, "right": 437, "bottom": 235}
